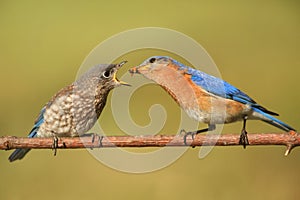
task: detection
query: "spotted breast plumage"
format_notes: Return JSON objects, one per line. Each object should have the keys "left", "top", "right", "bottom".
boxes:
{"left": 9, "top": 61, "right": 129, "bottom": 162}
{"left": 129, "top": 56, "right": 296, "bottom": 147}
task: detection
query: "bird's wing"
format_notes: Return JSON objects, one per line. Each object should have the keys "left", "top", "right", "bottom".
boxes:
{"left": 185, "top": 67, "right": 278, "bottom": 116}
{"left": 187, "top": 67, "right": 254, "bottom": 102}
{"left": 28, "top": 107, "right": 46, "bottom": 138}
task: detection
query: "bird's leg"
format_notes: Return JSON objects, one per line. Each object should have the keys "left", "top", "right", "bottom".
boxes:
{"left": 91, "top": 133, "right": 103, "bottom": 148}
{"left": 82, "top": 133, "right": 103, "bottom": 149}
{"left": 52, "top": 136, "right": 59, "bottom": 156}
{"left": 182, "top": 124, "right": 216, "bottom": 146}
{"left": 239, "top": 116, "right": 249, "bottom": 149}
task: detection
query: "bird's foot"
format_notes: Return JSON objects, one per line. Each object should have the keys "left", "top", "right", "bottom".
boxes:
{"left": 181, "top": 129, "right": 197, "bottom": 147}
{"left": 239, "top": 129, "right": 249, "bottom": 149}
{"left": 52, "top": 136, "right": 59, "bottom": 156}
{"left": 91, "top": 133, "right": 103, "bottom": 149}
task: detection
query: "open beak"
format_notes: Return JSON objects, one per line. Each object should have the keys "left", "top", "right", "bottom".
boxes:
{"left": 113, "top": 61, "right": 131, "bottom": 86}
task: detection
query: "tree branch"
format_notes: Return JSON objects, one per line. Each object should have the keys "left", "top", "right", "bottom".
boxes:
{"left": 1, "top": 131, "right": 299, "bottom": 155}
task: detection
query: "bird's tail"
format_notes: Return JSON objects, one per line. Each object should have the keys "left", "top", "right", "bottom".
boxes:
{"left": 8, "top": 149, "right": 31, "bottom": 162}
{"left": 8, "top": 129, "right": 37, "bottom": 162}
{"left": 252, "top": 107, "right": 295, "bottom": 132}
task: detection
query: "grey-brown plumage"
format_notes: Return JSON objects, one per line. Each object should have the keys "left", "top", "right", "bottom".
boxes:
{"left": 9, "top": 61, "right": 129, "bottom": 162}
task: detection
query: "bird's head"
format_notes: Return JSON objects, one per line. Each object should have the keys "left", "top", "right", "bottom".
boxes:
{"left": 129, "top": 56, "right": 184, "bottom": 83}
{"left": 99, "top": 61, "right": 130, "bottom": 87}
{"left": 76, "top": 61, "right": 130, "bottom": 92}
{"left": 129, "top": 56, "right": 171, "bottom": 75}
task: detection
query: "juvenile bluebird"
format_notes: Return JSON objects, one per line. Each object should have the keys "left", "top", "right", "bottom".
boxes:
{"left": 129, "top": 56, "right": 296, "bottom": 147}
{"left": 9, "top": 61, "right": 129, "bottom": 162}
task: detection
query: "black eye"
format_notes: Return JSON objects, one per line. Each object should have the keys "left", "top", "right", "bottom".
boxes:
{"left": 149, "top": 57, "right": 156, "bottom": 63}
{"left": 102, "top": 70, "right": 111, "bottom": 78}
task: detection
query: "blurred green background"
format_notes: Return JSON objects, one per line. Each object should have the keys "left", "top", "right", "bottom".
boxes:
{"left": 1, "top": 1, "right": 300, "bottom": 200}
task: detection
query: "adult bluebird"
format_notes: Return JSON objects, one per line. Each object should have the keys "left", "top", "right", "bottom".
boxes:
{"left": 9, "top": 61, "right": 129, "bottom": 162}
{"left": 129, "top": 56, "right": 295, "bottom": 147}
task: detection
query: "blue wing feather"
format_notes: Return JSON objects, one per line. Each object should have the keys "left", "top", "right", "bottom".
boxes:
{"left": 28, "top": 107, "right": 46, "bottom": 138}
{"left": 171, "top": 59, "right": 278, "bottom": 116}
{"left": 175, "top": 61, "right": 255, "bottom": 103}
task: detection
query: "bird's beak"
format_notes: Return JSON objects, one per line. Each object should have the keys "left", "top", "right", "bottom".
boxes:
{"left": 113, "top": 61, "right": 131, "bottom": 86}
{"left": 129, "top": 64, "right": 151, "bottom": 75}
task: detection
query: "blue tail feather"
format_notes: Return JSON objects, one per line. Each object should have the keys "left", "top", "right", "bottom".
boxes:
{"left": 8, "top": 108, "right": 45, "bottom": 162}
{"left": 252, "top": 107, "right": 295, "bottom": 132}
{"left": 8, "top": 148, "right": 31, "bottom": 162}
{"left": 8, "top": 127, "right": 38, "bottom": 162}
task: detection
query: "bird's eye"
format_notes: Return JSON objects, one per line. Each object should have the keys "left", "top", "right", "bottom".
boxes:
{"left": 102, "top": 70, "right": 111, "bottom": 78}
{"left": 149, "top": 57, "right": 156, "bottom": 63}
